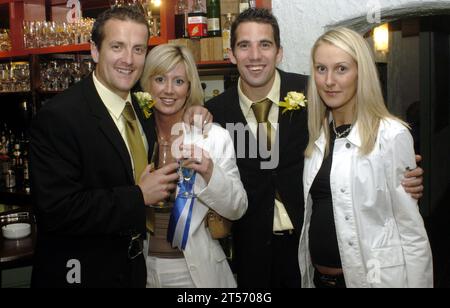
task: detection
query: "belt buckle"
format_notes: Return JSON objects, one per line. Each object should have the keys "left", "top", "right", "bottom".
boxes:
{"left": 273, "top": 229, "right": 293, "bottom": 236}
{"left": 128, "top": 233, "right": 143, "bottom": 260}
{"left": 319, "top": 274, "right": 338, "bottom": 287}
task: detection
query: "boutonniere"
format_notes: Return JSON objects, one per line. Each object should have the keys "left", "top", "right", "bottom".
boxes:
{"left": 278, "top": 91, "right": 307, "bottom": 114}
{"left": 133, "top": 91, "right": 155, "bottom": 119}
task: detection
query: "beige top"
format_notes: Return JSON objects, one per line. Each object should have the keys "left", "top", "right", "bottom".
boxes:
{"left": 148, "top": 209, "right": 184, "bottom": 259}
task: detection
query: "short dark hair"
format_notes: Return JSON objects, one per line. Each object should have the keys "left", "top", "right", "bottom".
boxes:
{"left": 231, "top": 8, "right": 281, "bottom": 51}
{"left": 91, "top": 6, "right": 149, "bottom": 50}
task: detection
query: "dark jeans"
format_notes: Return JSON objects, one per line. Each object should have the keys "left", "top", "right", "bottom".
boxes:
{"left": 313, "top": 269, "right": 346, "bottom": 289}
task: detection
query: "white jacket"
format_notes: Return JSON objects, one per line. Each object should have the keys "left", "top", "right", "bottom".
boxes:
{"left": 299, "top": 118, "right": 433, "bottom": 288}
{"left": 179, "top": 124, "right": 247, "bottom": 288}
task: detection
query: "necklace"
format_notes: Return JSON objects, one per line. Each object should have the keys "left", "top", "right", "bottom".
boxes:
{"left": 332, "top": 121, "right": 352, "bottom": 138}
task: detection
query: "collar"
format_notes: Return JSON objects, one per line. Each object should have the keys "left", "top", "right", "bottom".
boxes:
{"left": 238, "top": 71, "right": 281, "bottom": 117}
{"left": 93, "top": 71, "right": 132, "bottom": 120}
{"left": 314, "top": 115, "right": 362, "bottom": 153}
{"left": 346, "top": 123, "right": 362, "bottom": 148}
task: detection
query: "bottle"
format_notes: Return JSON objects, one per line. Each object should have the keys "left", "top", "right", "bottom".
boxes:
{"left": 0, "top": 128, "right": 8, "bottom": 159}
{"left": 12, "top": 143, "right": 24, "bottom": 188}
{"left": 5, "top": 169, "right": 15, "bottom": 189}
{"left": 7, "top": 129, "right": 15, "bottom": 155}
{"left": 20, "top": 132, "right": 30, "bottom": 192}
{"left": 188, "top": 0, "right": 208, "bottom": 39}
{"left": 22, "top": 150, "right": 30, "bottom": 193}
{"left": 21, "top": 99, "right": 32, "bottom": 126}
{"left": 239, "top": 0, "right": 249, "bottom": 13}
{"left": 207, "top": 0, "right": 221, "bottom": 37}
{"left": 175, "top": 0, "right": 189, "bottom": 39}
{"left": 222, "top": 13, "right": 233, "bottom": 60}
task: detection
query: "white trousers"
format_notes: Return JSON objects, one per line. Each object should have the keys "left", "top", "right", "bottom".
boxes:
{"left": 145, "top": 256, "right": 196, "bottom": 288}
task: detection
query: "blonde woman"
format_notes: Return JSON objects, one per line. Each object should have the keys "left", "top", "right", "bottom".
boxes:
{"left": 140, "top": 44, "right": 247, "bottom": 288}
{"left": 299, "top": 27, "right": 433, "bottom": 288}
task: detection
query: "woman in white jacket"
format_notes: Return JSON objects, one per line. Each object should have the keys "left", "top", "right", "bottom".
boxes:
{"left": 299, "top": 27, "right": 433, "bottom": 288}
{"left": 140, "top": 44, "right": 248, "bottom": 288}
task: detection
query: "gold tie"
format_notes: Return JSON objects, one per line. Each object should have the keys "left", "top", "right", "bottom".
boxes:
{"left": 251, "top": 98, "right": 273, "bottom": 151}
{"left": 122, "top": 103, "right": 153, "bottom": 233}
{"left": 122, "top": 102, "right": 148, "bottom": 183}
{"left": 252, "top": 99, "right": 282, "bottom": 203}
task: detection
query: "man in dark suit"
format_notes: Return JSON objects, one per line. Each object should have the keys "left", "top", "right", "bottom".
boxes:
{"left": 206, "top": 8, "right": 425, "bottom": 288}
{"left": 29, "top": 7, "right": 179, "bottom": 288}
{"left": 206, "top": 9, "right": 307, "bottom": 288}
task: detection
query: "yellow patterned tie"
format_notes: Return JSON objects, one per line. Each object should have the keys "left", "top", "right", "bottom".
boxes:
{"left": 251, "top": 98, "right": 273, "bottom": 151}
{"left": 122, "top": 102, "right": 148, "bottom": 183}
{"left": 122, "top": 102, "right": 153, "bottom": 232}
{"left": 252, "top": 99, "right": 282, "bottom": 203}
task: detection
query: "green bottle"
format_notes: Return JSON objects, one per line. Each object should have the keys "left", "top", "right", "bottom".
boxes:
{"left": 207, "top": 0, "right": 221, "bottom": 37}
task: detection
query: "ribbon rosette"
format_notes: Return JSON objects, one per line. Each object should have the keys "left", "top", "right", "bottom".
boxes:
{"left": 133, "top": 91, "right": 155, "bottom": 119}
{"left": 167, "top": 172, "right": 197, "bottom": 250}
{"left": 278, "top": 91, "right": 307, "bottom": 114}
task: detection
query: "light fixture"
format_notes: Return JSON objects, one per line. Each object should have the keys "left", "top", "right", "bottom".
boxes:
{"left": 151, "top": 0, "right": 161, "bottom": 7}
{"left": 373, "top": 23, "right": 389, "bottom": 53}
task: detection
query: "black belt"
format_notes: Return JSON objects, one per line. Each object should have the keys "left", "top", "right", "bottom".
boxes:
{"left": 314, "top": 269, "right": 346, "bottom": 288}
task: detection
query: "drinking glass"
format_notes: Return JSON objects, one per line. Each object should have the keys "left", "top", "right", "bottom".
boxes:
{"left": 177, "top": 160, "right": 196, "bottom": 199}
{"left": 149, "top": 141, "right": 176, "bottom": 210}
{"left": 177, "top": 126, "right": 201, "bottom": 199}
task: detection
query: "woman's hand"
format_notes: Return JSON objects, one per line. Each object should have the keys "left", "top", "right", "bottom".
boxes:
{"left": 181, "top": 144, "right": 214, "bottom": 184}
{"left": 183, "top": 106, "right": 213, "bottom": 132}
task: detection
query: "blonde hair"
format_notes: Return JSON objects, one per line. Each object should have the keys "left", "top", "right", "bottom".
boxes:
{"left": 305, "top": 27, "right": 406, "bottom": 157}
{"left": 140, "top": 44, "right": 204, "bottom": 108}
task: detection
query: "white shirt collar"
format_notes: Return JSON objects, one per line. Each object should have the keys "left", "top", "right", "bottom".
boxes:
{"left": 238, "top": 71, "right": 281, "bottom": 116}
{"left": 93, "top": 72, "right": 132, "bottom": 120}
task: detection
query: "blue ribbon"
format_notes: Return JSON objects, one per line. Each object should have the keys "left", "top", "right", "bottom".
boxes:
{"left": 167, "top": 172, "right": 197, "bottom": 250}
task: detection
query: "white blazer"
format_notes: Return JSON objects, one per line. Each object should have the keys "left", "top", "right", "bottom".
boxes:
{"left": 178, "top": 124, "right": 247, "bottom": 288}
{"left": 299, "top": 118, "right": 433, "bottom": 288}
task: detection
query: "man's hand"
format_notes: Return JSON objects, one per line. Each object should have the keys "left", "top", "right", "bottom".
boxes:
{"left": 183, "top": 106, "right": 213, "bottom": 130}
{"left": 402, "top": 155, "right": 424, "bottom": 200}
{"left": 138, "top": 163, "right": 179, "bottom": 206}
{"left": 181, "top": 145, "right": 214, "bottom": 184}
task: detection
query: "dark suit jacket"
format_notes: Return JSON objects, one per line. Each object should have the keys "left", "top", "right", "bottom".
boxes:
{"left": 206, "top": 70, "right": 308, "bottom": 287}
{"left": 30, "top": 75, "right": 156, "bottom": 288}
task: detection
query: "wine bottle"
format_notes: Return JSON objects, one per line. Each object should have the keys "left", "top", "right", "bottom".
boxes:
{"left": 175, "top": 0, "right": 189, "bottom": 39}
{"left": 222, "top": 13, "right": 233, "bottom": 59}
{"left": 207, "top": 0, "right": 221, "bottom": 37}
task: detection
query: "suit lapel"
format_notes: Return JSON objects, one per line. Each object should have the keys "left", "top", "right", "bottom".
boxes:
{"left": 83, "top": 75, "right": 134, "bottom": 183}
{"left": 224, "top": 87, "right": 262, "bottom": 169}
{"left": 225, "top": 86, "right": 249, "bottom": 127}
{"left": 277, "top": 71, "right": 293, "bottom": 154}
